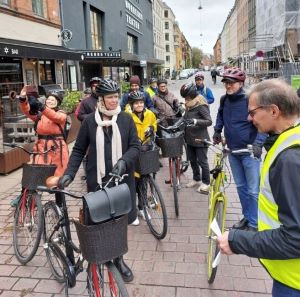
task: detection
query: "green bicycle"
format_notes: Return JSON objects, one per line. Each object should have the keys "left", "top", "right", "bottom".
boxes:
{"left": 198, "top": 139, "right": 253, "bottom": 284}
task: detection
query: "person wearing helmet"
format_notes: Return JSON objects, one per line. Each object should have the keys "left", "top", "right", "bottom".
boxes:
{"left": 213, "top": 68, "right": 267, "bottom": 231}
{"left": 18, "top": 86, "right": 69, "bottom": 176}
{"left": 58, "top": 79, "right": 140, "bottom": 283}
{"left": 120, "top": 75, "right": 156, "bottom": 113}
{"left": 153, "top": 78, "right": 181, "bottom": 127}
{"left": 180, "top": 83, "right": 212, "bottom": 193}
{"left": 126, "top": 91, "right": 157, "bottom": 225}
{"left": 77, "top": 76, "right": 102, "bottom": 122}
{"left": 194, "top": 72, "right": 215, "bottom": 104}
{"left": 210, "top": 68, "right": 218, "bottom": 84}
{"left": 145, "top": 77, "right": 158, "bottom": 99}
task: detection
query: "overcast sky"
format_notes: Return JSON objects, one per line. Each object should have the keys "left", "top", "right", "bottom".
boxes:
{"left": 163, "top": 0, "right": 235, "bottom": 54}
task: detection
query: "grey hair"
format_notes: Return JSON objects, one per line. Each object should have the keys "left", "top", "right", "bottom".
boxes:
{"left": 246, "top": 79, "right": 300, "bottom": 117}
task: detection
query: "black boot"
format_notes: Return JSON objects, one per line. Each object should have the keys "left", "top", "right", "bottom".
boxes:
{"left": 232, "top": 217, "right": 248, "bottom": 230}
{"left": 114, "top": 256, "right": 134, "bottom": 283}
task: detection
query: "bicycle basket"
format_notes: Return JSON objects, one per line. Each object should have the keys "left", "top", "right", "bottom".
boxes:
{"left": 21, "top": 163, "right": 57, "bottom": 190}
{"left": 136, "top": 146, "right": 160, "bottom": 175}
{"left": 74, "top": 214, "right": 128, "bottom": 264}
{"left": 157, "top": 134, "right": 184, "bottom": 158}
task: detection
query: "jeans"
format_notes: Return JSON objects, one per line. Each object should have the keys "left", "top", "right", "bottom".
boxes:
{"left": 228, "top": 154, "right": 260, "bottom": 228}
{"left": 187, "top": 145, "right": 210, "bottom": 185}
{"left": 272, "top": 280, "right": 300, "bottom": 297}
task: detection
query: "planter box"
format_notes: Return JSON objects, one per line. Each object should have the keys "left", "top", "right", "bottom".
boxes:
{"left": 66, "top": 112, "right": 80, "bottom": 144}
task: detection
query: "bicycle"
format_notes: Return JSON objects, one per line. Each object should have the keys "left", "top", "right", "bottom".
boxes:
{"left": 39, "top": 174, "right": 130, "bottom": 297}
{"left": 196, "top": 139, "right": 253, "bottom": 284}
{"left": 157, "top": 118, "right": 191, "bottom": 217}
{"left": 4, "top": 142, "right": 56, "bottom": 264}
{"left": 136, "top": 139, "right": 168, "bottom": 240}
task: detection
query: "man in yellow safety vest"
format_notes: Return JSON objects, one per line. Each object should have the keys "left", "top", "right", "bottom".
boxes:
{"left": 217, "top": 79, "right": 300, "bottom": 297}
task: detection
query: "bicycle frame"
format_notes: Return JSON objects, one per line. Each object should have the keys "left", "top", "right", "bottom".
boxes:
{"left": 168, "top": 156, "right": 181, "bottom": 187}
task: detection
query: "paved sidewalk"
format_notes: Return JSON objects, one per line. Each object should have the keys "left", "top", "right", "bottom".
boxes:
{"left": 0, "top": 148, "right": 272, "bottom": 297}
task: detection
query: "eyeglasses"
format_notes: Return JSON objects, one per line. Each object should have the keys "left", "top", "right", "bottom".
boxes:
{"left": 248, "top": 106, "right": 268, "bottom": 117}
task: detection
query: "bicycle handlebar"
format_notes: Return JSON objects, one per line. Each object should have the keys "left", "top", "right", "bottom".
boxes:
{"left": 4, "top": 142, "right": 55, "bottom": 155}
{"left": 158, "top": 117, "right": 194, "bottom": 134}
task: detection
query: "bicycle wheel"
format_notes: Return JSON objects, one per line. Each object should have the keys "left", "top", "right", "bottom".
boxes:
{"left": 180, "top": 142, "right": 189, "bottom": 173}
{"left": 87, "top": 262, "right": 129, "bottom": 297}
{"left": 171, "top": 159, "right": 179, "bottom": 217}
{"left": 44, "top": 201, "right": 66, "bottom": 283}
{"left": 207, "top": 200, "right": 224, "bottom": 284}
{"left": 141, "top": 176, "right": 168, "bottom": 239}
{"left": 13, "top": 191, "right": 43, "bottom": 264}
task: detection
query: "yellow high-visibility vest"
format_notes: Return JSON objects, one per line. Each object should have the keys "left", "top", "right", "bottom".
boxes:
{"left": 258, "top": 124, "right": 300, "bottom": 290}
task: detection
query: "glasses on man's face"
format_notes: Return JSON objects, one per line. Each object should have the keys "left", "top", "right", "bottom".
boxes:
{"left": 248, "top": 106, "right": 266, "bottom": 117}
{"left": 159, "top": 85, "right": 167, "bottom": 88}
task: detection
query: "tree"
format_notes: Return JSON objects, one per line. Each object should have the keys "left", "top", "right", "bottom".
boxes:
{"left": 192, "top": 47, "right": 203, "bottom": 68}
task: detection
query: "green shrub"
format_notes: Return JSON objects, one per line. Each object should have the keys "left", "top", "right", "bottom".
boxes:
{"left": 60, "top": 90, "right": 81, "bottom": 114}
{"left": 120, "top": 81, "right": 130, "bottom": 95}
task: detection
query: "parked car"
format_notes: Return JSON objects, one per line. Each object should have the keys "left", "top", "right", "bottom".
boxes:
{"left": 179, "top": 69, "right": 190, "bottom": 79}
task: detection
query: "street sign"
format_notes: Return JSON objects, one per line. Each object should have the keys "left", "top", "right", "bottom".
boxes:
{"left": 140, "top": 60, "right": 147, "bottom": 67}
{"left": 60, "top": 29, "right": 73, "bottom": 43}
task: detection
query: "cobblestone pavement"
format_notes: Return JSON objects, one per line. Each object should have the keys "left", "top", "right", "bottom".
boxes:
{"left": 0, "top": 75, "right": 272, "bottom": 297}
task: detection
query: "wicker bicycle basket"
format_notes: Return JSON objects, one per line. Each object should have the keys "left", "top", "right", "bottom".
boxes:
{"left": 136, "top": 147, "right": 160, "bottom": 175}
{"left": 21, "top": 163, "right": 57, "bottom": 190}
{"left": 74, "top": 214, "right": 128, "bottom": 264}
{"left": 157, "top": 135, "right": 184, "bottom": 158}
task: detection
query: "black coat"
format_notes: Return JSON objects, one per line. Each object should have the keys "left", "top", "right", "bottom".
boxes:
{"left": 77, "top": 94, "right": 98, "bottom": 122}
{"left": 64, "top": 111, "right": 140, "bottom": 223}
{"left": 184, "top": 102, "right": 212, "bottom": 147}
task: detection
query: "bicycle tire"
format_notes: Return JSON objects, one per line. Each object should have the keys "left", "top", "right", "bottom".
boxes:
{"left": 142, "top": 176, "right": 168, "bottom": 239}
{"left": 207, "top": 200, "right": 224, "bottom": 284}
{"left": 13, "top": 191, "right": 43, "bottom": 264}
{"left": 44, "top": 201, "right": 66, "bottom": 283}
{"left": 48, "top": 241, "right": 76, "bottom": 288}
{"left": 171, "top": 159, "right": 179, "bottom": 217}
{"left": 87, "top": 262, "right": 129, "bottom": 297}
{"left": 180, "top": 142, "right": 189, "bottom": 173}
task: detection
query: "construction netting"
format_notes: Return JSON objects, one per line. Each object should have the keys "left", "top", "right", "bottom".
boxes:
{"left": 256, "top": 0, "right": 300, "bottom": 48}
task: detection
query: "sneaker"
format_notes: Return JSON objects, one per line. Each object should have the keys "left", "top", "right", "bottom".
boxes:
{"left": 186, "top": 180, "right": 201, "bottom": 188}
{"left": 130, "top": 217, "right": 140, "bottom": 226}
{"left": 197, "top": 183, "right": 210, "bottom": 194}
{"left": 138, "top": 209, "right": 151, "bottom": 220}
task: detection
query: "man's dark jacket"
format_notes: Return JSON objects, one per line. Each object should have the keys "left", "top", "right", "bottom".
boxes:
{"left": 77, "top": 94, "right": 98, "bottom": 122}
{"left": 64, "top": 111, "right": 140, "bottom": 223}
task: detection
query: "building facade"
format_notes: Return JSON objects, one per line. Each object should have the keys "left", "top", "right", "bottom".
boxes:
{"left": 213, "top": 36, "right": 222, "bottom": 65}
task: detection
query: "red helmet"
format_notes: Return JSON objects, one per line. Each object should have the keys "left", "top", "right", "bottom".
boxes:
{"left": 195, "top": 72, "right": 204, "bottom": 80}
{"left": 222, "top": 68, "right": 246, "bottom": 82}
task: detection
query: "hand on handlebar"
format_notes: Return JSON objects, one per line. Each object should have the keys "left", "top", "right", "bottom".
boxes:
{"left": 58, "top": 175, "right": 73, "bottom": 189}
{"left": 213, "top": 131, "right": 222, "bottom": 144}
{"left": 112, "top": 159, "right": 127, "bottom": 177}
{"left": 184, "top": 119, "right": 197, "bottom": 126}
{"left": 145, "top": 125, "right": 154, "bottom": 138}
{"left": 252, "top": 144, "right": 262, "bottom": 159}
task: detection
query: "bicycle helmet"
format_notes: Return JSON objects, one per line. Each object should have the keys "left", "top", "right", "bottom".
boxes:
{"left": 195, "top": 72, "right": 204, "bottom": 80}
{"left": 180, "top": 83, "right": 198, "bottom": 99}
{"left": 95, "top": 79, "right": 120, "bottom": 96}
{"left": 157, "top": 78, "right": 168, "bottom": 86}
{"left": 149, "top": 77, "right": 158, "bottom": 84}
{"left": 47, "top": 91, "right": 64, "bottom": 105}
{"left": 128, "top": 91, "right": 145, "bottom": 104}
{"left": 89, "top": 77, "right": 102, "bottom": 86}
{"left": 221, "top": 68, "right": 246, "bottom": 82}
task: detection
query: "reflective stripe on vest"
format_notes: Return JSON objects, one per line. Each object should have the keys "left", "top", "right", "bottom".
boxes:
{"left": 258, "top": 124, "right": 300, "bottom": 289}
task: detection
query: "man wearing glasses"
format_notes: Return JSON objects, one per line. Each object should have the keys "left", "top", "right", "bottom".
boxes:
{"left": 194, "top": 72, "right": 215, "bottom": 104}
{"left": 213, "top": 68, "right": 266, "bottom": 232}
{"left": 217, "top": 79, "right": 300, "bottom": 297}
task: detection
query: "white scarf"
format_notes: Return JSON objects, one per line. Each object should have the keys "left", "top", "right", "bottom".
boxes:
{"left": 95, "top": 102, "right": 122, "bottom": 185}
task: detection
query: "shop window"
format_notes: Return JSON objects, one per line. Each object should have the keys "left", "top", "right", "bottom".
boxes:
{"left": 39, "top": 60, "right": 55, "bottom": 85}
{"left": 90, "top": 9, "right": 103, "bottom": 50}
{"left": 32, "top": 0, "right": 44, "bottom": 17}
{"left": 127, "top": 34, "right": 138, "bottom": 54}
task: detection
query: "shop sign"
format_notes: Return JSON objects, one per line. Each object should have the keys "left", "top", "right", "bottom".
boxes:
{"left": 125, "top": 0, "right": 143, "bottom": 33}
{"left": 83, "top": 50, "right": 122, "bottom": 59}
{"left": 140, "top": 60, "right": 147, "bottom": 67}
{"left": 1, "top": 45, "right": 21, "bottom": 56}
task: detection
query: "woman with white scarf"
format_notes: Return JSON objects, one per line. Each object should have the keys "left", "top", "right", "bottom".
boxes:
{"left": 58, "top": 79, "right": 140, "bottom": 283}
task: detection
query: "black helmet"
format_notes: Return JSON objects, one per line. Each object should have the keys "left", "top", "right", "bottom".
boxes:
{"left": 47, "top": 91, "right": 64, "bottom": 105}
{"left": 95, "top": 79, "right": 120, "bottom": 96}
{"left": 149, "top": 77, "right": 158, "bottom": 84}
{"left": 128, "top": 91, "right": 145, "bottom": 104}
{"left": 157, "top": 78, "right": 168, "bottom": 86}
{"left": 180, "top": 83, "right": 198, "bottom": 99}
{"left": 89, "top": 77, "right": 102, "bottom": 86}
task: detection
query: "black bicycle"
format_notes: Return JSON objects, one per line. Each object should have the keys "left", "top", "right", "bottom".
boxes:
{"left": 39, "top": 174, "right": 129, "bottom": 297}
{"left": 4, "top": 142, "right": 56, "bottom": 264}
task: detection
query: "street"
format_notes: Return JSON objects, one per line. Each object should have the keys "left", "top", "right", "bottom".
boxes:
{"left": 0, "top": 72, "right": 272, "bottom": 297}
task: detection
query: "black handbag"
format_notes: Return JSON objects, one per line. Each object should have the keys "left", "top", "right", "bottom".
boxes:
{"left": 83, "top": 183, "right": 132, "bottom": 225}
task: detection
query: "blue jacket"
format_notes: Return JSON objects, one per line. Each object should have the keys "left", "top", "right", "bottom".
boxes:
{"left": 214, "top": 88, "right": 266, "bottom": 150}
{"left": 196, "top": 85, "right": 214, "bottom": 104}
{"left": 120, "top": 91, "right": 155, "bottom": 112}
